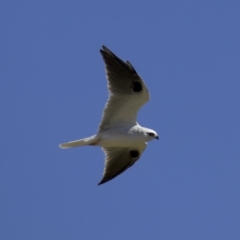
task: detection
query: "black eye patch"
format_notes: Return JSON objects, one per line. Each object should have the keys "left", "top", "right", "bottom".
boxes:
{"left": 148, "top": 132, "right": 155, "bottom": 137}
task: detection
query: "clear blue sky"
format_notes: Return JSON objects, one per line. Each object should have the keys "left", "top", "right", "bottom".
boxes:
{"left": 1, "top": 1, "right": 240, "bottom": 239}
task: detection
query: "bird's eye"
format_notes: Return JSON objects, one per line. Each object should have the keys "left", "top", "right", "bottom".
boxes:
{"left": 148, "top": 132, "right": 155, "bottom": 137}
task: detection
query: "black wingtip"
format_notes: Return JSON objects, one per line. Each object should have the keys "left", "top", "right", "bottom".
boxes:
{"left": 101, "top": 45, "right": 108, "bottom": 51}
{"left": 99, "top": 45, "right": 138, "bottom": 75}
{"left": 98, "top": 176, "right": 105, "bottom": 185}
{"left": 98, "top": 177, "right": 111, "bottom": 185}
{"left": 100, "top": 45, "right": 114, "bottom": 57}
{"left": 98, "top": 180, "right": 104, "bottom": 186}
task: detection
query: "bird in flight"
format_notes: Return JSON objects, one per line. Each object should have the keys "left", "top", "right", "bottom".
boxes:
{"left": 59, "top": 46, "right": 158, "bottom": 185}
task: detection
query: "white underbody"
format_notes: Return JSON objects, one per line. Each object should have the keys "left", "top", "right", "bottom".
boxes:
{"left": 96, "top": 125, "right": 148, "bottom": 149}
{"left": 59, "top": 124, "right": 155, "bottom": 150}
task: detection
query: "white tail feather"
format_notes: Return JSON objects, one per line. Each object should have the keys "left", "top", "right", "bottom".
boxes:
{"left": 59, "top": 135, "right": 97, "bottom": 149}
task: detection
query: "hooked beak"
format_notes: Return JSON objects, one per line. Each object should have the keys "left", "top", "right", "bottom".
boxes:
{"left": 155, "top": 136, "right": 159, "bottom": 140}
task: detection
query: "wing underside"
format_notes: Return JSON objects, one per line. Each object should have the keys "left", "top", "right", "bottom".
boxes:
{"left": 98, "top": 46, "right": 150, "bottom": 131}
{"left": 98, "top": 145, "right": 146, "bottom": 185}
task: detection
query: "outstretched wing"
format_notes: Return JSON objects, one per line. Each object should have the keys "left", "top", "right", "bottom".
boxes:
{"left": 98, "top": 46, "right": 150, "bottom": 131}
{"left": 98, "top": 144, "right": 147, "bottom": 185}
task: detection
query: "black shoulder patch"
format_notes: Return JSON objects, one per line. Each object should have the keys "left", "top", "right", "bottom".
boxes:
{"left": 132, "top": 81, "right": 142, "bottom": 92}
{"left": 129, "top": 150, "right": 139, "bottom": 159}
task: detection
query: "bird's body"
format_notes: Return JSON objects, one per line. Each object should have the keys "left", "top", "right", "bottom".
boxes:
{"left": 60, "top": 46, "right": 158, "bottom": 185}
{"left": 97, "top": 125, "right": 152, "bottom": 148}
{"left": 61, "top": 124, "right": 153, "bottom": 148}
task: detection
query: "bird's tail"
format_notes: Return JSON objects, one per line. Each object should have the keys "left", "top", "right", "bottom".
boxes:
{"left": 59, "top": 135, "right": 98, "bottom": 149}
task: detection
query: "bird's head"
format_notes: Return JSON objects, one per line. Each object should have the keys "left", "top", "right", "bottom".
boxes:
{"left": 145, "top": 130, "right": 159, "bottom": 141}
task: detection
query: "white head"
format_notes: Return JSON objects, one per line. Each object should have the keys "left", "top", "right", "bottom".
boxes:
{"left": 142, "top": 128, "right": 159, "bottom": 141}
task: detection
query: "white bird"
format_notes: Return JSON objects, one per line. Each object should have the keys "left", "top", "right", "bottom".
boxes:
{"left": 59, "top": 46, "right": 158, "bottom": 185}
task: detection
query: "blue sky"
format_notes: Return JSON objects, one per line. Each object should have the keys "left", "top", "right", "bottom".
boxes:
{"left": 1, "top": 1, "right": 240, "bottom": 239}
